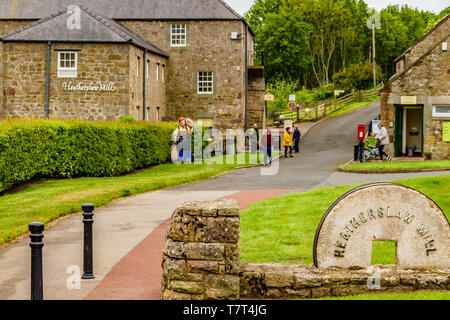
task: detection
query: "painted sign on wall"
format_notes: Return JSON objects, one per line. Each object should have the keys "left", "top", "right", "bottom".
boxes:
{"left": 62, "top": 82, "right": 116, "bottom": 92}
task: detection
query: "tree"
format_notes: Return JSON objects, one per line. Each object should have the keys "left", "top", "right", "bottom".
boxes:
{"left": 332, "top": 60, "right": 383, "bottom": 91}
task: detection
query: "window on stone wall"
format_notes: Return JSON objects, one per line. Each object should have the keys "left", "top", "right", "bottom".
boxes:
{"left": 156, "top": 63, "right": 160, "bottom": 81}
{"left": 162, "top": 65, "right": 165, "bottom": 82}
{"left": 58, "top": 51, "right": 77, "bottom": 78}
{"left": 433, "top": 105, "right": 450, "bottom": 118}
{"left": 171, "top": 24, "right": 186, "bottom": 47}
{"left": 198, "top": 72, "right": 213, "bottom": 94}
{"left": 137, "top": 57, "right": 141, "bottom": 78}
{"left": 146, "top": 60, "right": 150, "bottom": 79}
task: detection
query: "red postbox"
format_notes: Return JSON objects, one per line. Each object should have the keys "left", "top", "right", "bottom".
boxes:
{"left": 357, "top": 124, "right": 366, "bottom": 141}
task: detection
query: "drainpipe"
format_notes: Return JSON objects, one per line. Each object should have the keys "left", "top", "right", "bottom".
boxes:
{"left": 45, "top": 41, "right": 51, "bottom": 119}
{"left": 244, "top": 25, "right": 248, "bottom": 132}
{"left": 143, "top": 50, "right": 147, "bottom": 121}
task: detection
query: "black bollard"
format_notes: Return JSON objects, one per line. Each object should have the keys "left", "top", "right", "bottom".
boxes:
{"left": 29, "top": 222, "right": 44, "bottom": 300}
{"left": 82, "top": 203, "right": 95, "bottom": 279}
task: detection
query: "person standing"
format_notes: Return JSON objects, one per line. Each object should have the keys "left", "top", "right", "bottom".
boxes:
{"left": 293, "top": 126, "right": 301, "bottom": 153}
{"left": 249, "top": 123, "right": 259, "bottom": 154}
{"left": 172, "top": 117, "right": 193, "bottom": 163}
{"left": 260, "top": 128, "right": 273, "bottom": 166}
{"left": 375, "top": 123, "right": 392, "bottom": 162}
{"left": 282, "top": 127, "right": 294, "bottom": 158}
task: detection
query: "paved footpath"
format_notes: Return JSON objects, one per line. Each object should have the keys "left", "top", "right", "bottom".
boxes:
{"left": 1, "top": 101, "right": 448, "bottom": 300}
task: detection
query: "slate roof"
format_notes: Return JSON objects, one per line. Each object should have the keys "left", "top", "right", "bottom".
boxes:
{"left": 0, "top": 0, "right": 244, "bottom": 21}
{"left": 0, "top": 5, "right": 168, "bottom": 57}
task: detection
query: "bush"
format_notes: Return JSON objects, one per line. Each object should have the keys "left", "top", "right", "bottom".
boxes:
{"left": 332, "top": 60, "right": 384, "bottom": 91}
{"left": 0, "top": 119, "right": 178, "bottom": 192}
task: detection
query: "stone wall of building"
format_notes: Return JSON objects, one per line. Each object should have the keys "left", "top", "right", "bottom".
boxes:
{"left": 248, "top": 66, "right": 265, "bottom": 128}
{"left": 0, "top": 20, "right": 33, "bottom": 37}
{"left": 128, "top": 46, "right": 168, "bottom": 121}
{"left": 161, "top": 200, "right": 241, "bottom": 300}
{"left": 162, "top": 200, "right": 450, "bottom": 300}
{"left": 122, "top": 20, "right": 257, "bottom": 129}
{"left": 1, "top": 42, "right": 48, "bottom": 118}
{"left": 381, "top": 35, "right": 450, "bottom": 160}
{"left": 403, "top": 17, "right": 449, "bottom": 69}
{"left": 0, "top": 41, "right": 169, "bottom": 121}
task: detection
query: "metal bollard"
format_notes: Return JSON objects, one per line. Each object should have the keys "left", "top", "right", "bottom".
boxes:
{"left": 29, "top": 222, "right": 44, "bottom": 300}
{"left": 82, "top": 204, "right": 95, "bottom": 279}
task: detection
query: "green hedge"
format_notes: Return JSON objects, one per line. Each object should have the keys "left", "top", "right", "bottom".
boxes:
{"left": 0, "top": 119, "right": 178, "bottom": 192}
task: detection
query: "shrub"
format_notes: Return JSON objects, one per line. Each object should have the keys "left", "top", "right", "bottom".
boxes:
{"left": 0, "top": 119, "right": 178, "bottom": 192}
{"left": 332, "top": 60, "right": 384, "bottom": 91}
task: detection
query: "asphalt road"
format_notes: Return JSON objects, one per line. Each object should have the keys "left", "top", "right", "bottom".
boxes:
{"left": 174, "top": 101, "right": 382, "bottom": 191}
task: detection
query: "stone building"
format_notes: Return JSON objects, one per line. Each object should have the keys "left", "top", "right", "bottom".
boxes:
{"left": 380, "top": 15, "right": 449, "bottom": 160}
{"left": 0, "top": 0, "right": 264, "bottom": 129}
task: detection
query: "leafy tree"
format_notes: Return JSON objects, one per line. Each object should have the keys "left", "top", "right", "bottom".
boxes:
{"left": 332, "top": 60, "right": 383, "bottom": 91}
{"left": 245, "top": 0, "right": 440, "bottom": 88}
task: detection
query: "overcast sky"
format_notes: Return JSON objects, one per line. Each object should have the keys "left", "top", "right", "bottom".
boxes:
{"left": 224, "top": 0, "right": 448, "bottom": 15}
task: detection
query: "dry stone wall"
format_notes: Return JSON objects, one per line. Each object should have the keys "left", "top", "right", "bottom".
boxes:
{"left": 240, "top": 263, "right": 450, "bottom": 299}
{"left": 161, "top": 198, "right": 450, "bottom": 300}
{"left": 161, "top": 200, "right": 241, "bottom": 300}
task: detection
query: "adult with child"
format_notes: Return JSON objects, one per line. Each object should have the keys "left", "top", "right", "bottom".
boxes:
{"left": 171, "top": 117, "right": 194, "bottom": 163}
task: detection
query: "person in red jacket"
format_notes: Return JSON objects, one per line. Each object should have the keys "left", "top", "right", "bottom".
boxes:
{"left": 260, "top": 128, "right": 274, "bottom": 166}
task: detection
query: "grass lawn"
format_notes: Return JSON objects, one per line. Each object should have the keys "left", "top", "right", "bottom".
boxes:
{"left": 240, "top": 175, "right": 450, "bottom": 265}
{"left": 327, "top": 95, "right": 379, "bottom": 118}
{"left": 0, "top": 151, "right": 272, "bottom": 245}
{"left": 340, "top": 160, "right": 450, "bottom": 172}
{"left": 313, "top": 290, "right": 450, "bottom": 300}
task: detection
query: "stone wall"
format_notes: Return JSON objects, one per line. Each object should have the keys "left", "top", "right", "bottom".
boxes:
{"left": 248, "top": 66, "right": 265, "bottom": 128}
{"left": 122, "top": 20, "right": 259, "bottom": 129}
{"left": 0, "top": 20, "right": 33, "bottom": 37}
{"left": 161, "top": 200, "right": 241, "bottom": 300}
{"left": 240, "top": 263, "right": 450, "bottom": 299}
{"left": 0, "top": 41, "right": 167, "bottom": 121}
{"left": 162, "top": 200, "right": 450, "bottom": 300}
{"left": 129, "top": 45, "right": 167, "bottom": 122}
{"left": 402, "top": 17, "right": 449, "bottom": 69}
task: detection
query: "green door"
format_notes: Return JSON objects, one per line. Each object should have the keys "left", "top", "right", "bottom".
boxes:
{"left": 394, "top": 105, "right": 403, "bottom": 157}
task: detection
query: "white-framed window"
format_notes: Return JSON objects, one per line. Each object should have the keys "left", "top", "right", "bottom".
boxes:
{"left": 432, "top": 105, "right": 450, "bottom": 118}
{"left": 170, "top": 24, "right": 187, "bottom": 47}
{"left": 57, "top": 51, "right": 77, "bottom": 78}
{"left": 137, "top": 56, "right": 141, "bottom": 78}
{"left": 146, "top": 60, "right": 150, "bottom": 79}
{"left": 197, "top": 72, "right": 213, "bottom": 94}
{"left": 156, "top": 63, "right": 160, "bottom": 81}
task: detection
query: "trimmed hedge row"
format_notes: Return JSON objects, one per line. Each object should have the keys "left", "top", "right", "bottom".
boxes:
{"left": 0, "top": 119, "right": 177, "bottom": 192}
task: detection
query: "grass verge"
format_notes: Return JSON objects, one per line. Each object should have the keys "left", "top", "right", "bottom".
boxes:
{"left": 0, "top": 150, "right": 274, "bottom": 245}
{"left": 313, "top": 290, "right": 450, "bottom": 300}
{"left": 340, "top": 160, "right": 450, "bottom": 172}
{"left": 240, "top": 175, "right": 450, "bottom": 264}
{"left": 327, "top": 95, "right": 379, "bottom": 118}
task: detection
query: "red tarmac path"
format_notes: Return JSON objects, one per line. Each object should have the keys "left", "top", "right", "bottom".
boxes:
{"left": 84, "top": 190, "right": 289, "bottom": 300}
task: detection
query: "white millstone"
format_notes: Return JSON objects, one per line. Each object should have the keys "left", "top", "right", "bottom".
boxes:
{"left": 314, "top": 183, "right": 450, "bottom": 269}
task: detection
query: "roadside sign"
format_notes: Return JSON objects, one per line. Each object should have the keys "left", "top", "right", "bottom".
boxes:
{"left": 334, "top": 90, "right": 345, "bottom": 96}
{"left": 372, "top": 120, "right": 381, "bottom": 135}
{"left": 289, "top": 95, "right": 296, "bottom": 102}
{"left": 264, "top": 94, "right": 275, "bottom": 101}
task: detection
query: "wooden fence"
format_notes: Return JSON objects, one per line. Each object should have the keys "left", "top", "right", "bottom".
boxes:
{"left": 276, "top": 85, "right": 382, "bottom": 123}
